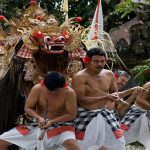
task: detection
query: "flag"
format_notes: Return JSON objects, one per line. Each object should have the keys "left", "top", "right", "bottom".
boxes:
{"left": 88, "top": 0, "right": 103, "bottom": 40}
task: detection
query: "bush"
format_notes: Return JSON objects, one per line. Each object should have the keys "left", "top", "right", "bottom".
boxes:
{"left": 131, "top": 59, "right": 150, "bottom": 86}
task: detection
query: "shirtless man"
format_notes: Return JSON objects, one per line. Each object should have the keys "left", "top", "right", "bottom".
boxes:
{"left": 121, "top": 82, "right": 150, "bottom": 150}
{"left": 102, "top": 69, "right": 130, "bottom": 113}
{"left": 72, "top": 47, "right": 128, "bottom": 150}
{"left": 0, "top": 71, "right": 82, "bottom": 150}
{"left": 114, "top": 69, "right": 130, "bottom": 91}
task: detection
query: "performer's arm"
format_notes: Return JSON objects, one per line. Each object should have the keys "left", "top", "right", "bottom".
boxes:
{"left": 24, "top": 85, "right": 43, "bottom": 121}
{"left": 116, "top": 91, "right": 136, "bottom": 114}
{"left": 72, "top": 74, "right": 119, "bottom": 105}
{"left": 117, "top": 86, "right": 146, "bottom": 98}
{"left": 108, "top": 72, "right": 129, "bottom": 107}
{"left": 136, "top": 99, "right": 150, "bottom": 109}
{"left": 136, "top": 90, "right": 150, "bottom": 109}
{"left": 117, "top": 88, "right": 135, "bottom": 98}
{"left": 116, "top": 87, "right": 149, "bottom": 114}
{"left": 109, "top": 71, "right": 118, "bottom": 94}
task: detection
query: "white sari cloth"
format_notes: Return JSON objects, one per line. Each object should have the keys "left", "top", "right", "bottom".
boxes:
{"left": 121, "top": 104, "right": 150, "bottom": 150}
{"left": 74, "top": 108, "right": 125, "bottom": 150}
{"left": 0, "top": 124, "right": 75, "bottom": 150}
{"left": 0, "top": 127, "right": 44, "bottom": 150}
{"left": 48, "top": 108, "right": 125, "bottom": 150}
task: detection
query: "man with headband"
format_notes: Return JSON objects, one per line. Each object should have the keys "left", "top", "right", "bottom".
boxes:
{"left": 114, "top": 70, "right": 130, "bottom": 91}
{"left": 72, "top": 47, "right": 127, "bottom": 150}
{"left": 0, "top": 71, "right": 83, "bottom": 150}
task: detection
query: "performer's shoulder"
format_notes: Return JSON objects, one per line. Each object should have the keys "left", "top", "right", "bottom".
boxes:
{"left": 64, "top": 86, "right": 76, "bottom": 97}
{"left": 73, "top": 69, "right": 87, "bottom": 78}
{"left": 31, "top": 83, "right": 43, "bottom": 91}
{"left": 144, "top": 82, "right": 150, "bottom": 89}
{"left": 102, "top": 69, "right": 114, "bottom": 75}
{"left": 66, "top": 86, "right": 76, "bottom": 93}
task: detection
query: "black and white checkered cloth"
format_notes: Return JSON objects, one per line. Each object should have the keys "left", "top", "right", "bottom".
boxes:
{"left": 146, "top": 110, "right": 150, "bottom": 119}
{"left": 73, "top": 107, "right": 98, "bottom": 132}
{"left": 48, "top": 121, "right": 74, "bottom": 130}
{"left": 121, "top": 105, "right": 147, "bottom": 127}
{"left": 100, "top": 108, "right": 120, "bottom": 132}
{"left": 73, "top": 107, "right": 120, "bottom": 133}
{"left": 27, "top": 121, "right": 74, "bottom": 131}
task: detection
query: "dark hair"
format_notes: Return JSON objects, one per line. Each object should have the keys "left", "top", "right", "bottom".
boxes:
{"left": 44, "top": 71, "right": 65, "bottom": 91}
{"left": 86, "top": 47, "right": 107, "bottom": 59}
{"left": 115, "top": 70, "right": 130, "bottom": 79}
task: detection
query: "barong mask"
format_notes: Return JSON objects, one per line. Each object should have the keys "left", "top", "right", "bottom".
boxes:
{"left": 0, "top": 2, "right": 85, "bottom": 85}
{"left": 0, "top": 0, "right": 129, "bottom": 136}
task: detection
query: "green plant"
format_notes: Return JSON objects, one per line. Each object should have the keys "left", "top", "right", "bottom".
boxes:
{"left": 113, "top": 0, "right": 140, "bottom": 19}
{"left": 131, "top": 59, "right": 150, "bottom": 86}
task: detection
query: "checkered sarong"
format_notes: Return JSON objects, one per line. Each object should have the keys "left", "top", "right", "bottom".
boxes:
{"left": 48, "top": 121, "right": 74, "bottom": 129}
{"left": 100, "top": 108, "right": 120, "bottom": 132}
{"left": 120, "top": 105, "right": 147, "bottom": 131}
{"left": 27, "top": 121, "right": 74, "bottom": 131}
{"left": 74, "top": 107, "right": 122, "bottom": 139}
{"left": 146, "top": 111, "right": 150, "bottom": 119}
{"left": 73, "top": 108, "right": 98, "bottom": 132}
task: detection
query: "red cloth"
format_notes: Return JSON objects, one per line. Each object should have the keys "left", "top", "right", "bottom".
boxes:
{"left": 16, "top": 126, "right": 30, "bottom": 136}
{"left": 40, "top": 79, "right": 44, "bottom": 86}
{"left": 64, "top": 82, "right": 69, "bottom": 88}
{"left": 82, "top": 55, "right": 91, "bottom": 64}
{"left": 47, "top": 126, "right": 75, "bottom": 139}
{"left": 120, "top": 124, "right": 129, "bottom": 131}
{"left": 113, "top": 129, "right": 123, "bottom": 139}
{"left": 75, "top": 131, "right": 85, "bottom": 140}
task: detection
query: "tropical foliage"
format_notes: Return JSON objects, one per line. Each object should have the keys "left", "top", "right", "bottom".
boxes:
{"left": 0, "top": 0, "right": 121, "bottom": 28}
{"left": 113, "top": 0, "right": 150, "bottom": 19}
{"left": 131, "top": 59, "right": 150, "bottom": 86}
{"left": 113, "top": 0, "right": 140, "bottom": 19}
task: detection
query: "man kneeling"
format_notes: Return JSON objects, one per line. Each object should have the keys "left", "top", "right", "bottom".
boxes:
{"left": 0, "top": 71, "right": 82, "bottom": 150}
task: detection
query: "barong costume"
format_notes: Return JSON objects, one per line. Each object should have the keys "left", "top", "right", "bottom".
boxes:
{"left": 74, "top": 107, "right": 125, "bottom": 150}
{"left": 121, "top": 104, "right": 150, "bottom": 150}
{"left": 0, "top": 1, "right": 85, "bottom": 135}
{"left": 0, "top": 122, "right": 75, "bottom": 150}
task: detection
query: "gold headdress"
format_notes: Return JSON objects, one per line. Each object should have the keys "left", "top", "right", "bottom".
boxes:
{"left": 0, "top": 1, "right": 85, "bottom": 82}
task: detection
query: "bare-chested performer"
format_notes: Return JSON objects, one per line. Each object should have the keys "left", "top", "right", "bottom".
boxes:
{"left": 0, "top": 71, "right": 83, "bottom": 150}
{"left": 72, "top": 47, "right": 131, "bottom": 150}
{"left": 106, "top": 69, "right": 130, "bottom": 114}
{"left": 121, "top": 82, "right": 150, "bottom": 150}
{"left": 114, "top": 69, "right": 130, "bottom": 91}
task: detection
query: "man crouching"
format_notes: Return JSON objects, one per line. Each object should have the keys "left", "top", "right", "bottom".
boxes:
{"left": 0, "top": 71, "right": 83, "bottom": 150}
